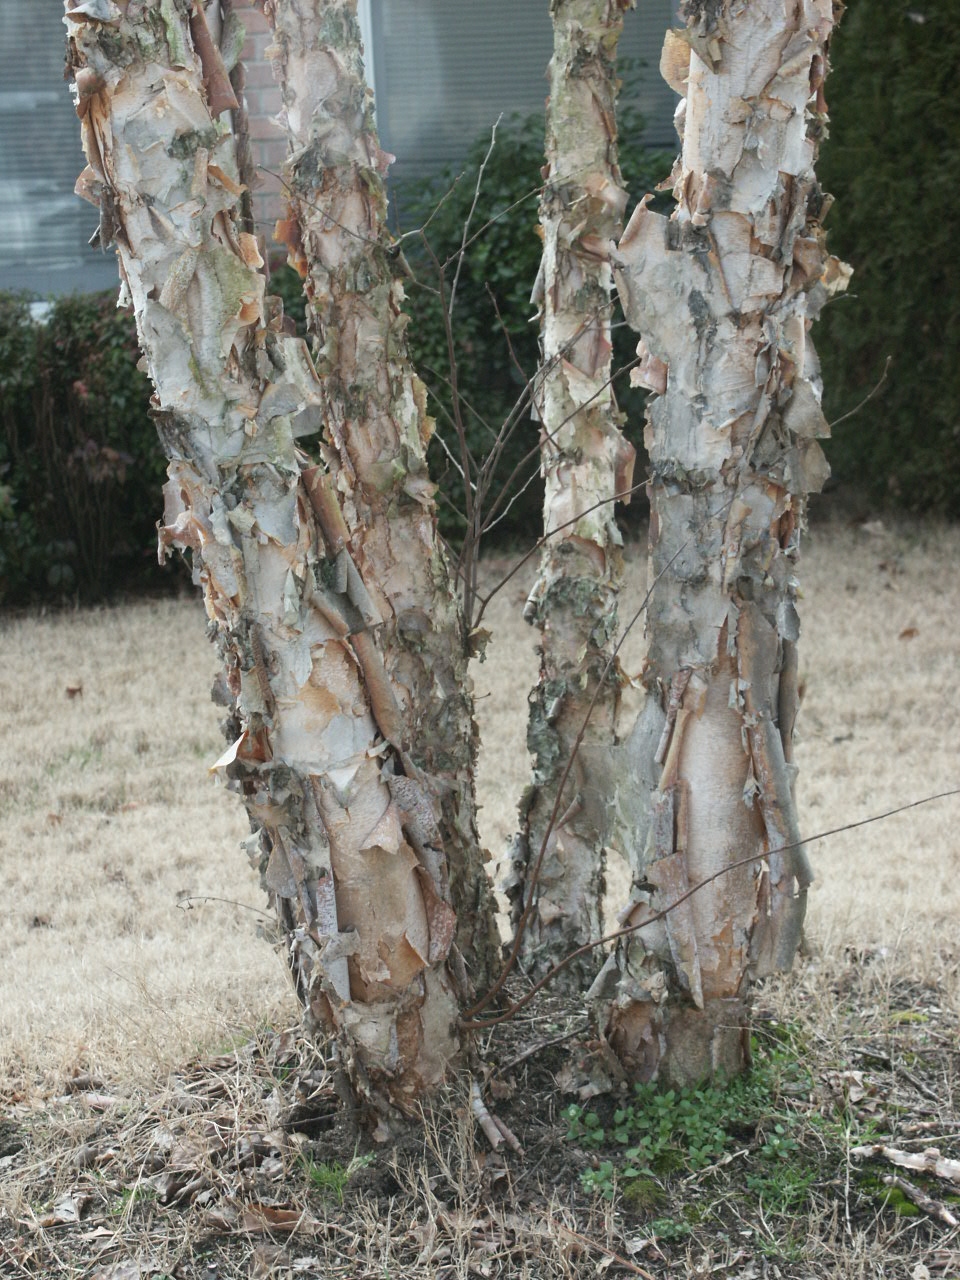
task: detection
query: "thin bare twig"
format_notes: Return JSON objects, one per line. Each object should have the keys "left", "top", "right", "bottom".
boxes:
{"left": 425, "top": 237, "right": 480, "bottom": 622}
{"left": 477, "top": 351, "right": 640, "bottom": 537}
{"left": 480, "top": 460, "right": 547, "bottom": 537}
{"left": 417, "top": 360, "right": 501, "bottom": 445}
{"left": 539, "top": 1215, "right": 657, "bottom": 1279}
{"left": 500, "top": 1021, "right": 590, "bottom": 1072}
{"left": 473, "top": 479, "right": 647, "bottom": 627}
{"left": 828, "top": 356, "right": 892, "bottom": 431}
{"left": 448, "top": 116, "right": 502, "bottom": 323}
{"left": 178, "top": 895, "right": 274, "bottom": 921}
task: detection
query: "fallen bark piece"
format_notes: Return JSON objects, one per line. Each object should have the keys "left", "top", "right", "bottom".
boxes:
{"left": 882, "top": 1175, "right": 959, "bottom": 1228}
{"left": 851, "top": 1144, "right": 960, "bottom": 1183}
{"left": 470, "top": 1081, "right": 523, "bottom": 1154}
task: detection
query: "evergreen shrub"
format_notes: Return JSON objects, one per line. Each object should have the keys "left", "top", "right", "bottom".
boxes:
{"left": 0, "top": 274, "right": 304, "bottom": 604}
{"left": 0, "top": 291, "right": 161, "bottom": 603}
{"left": 818, "top": 0, "right": 960, "bottom": 514}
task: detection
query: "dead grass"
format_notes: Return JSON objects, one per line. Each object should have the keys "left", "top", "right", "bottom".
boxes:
{"left": 1, "top": 513, "right": 959, "bottom": 1277}
{"left": 0, "top": 597, "right": 294, "bottom": 1088}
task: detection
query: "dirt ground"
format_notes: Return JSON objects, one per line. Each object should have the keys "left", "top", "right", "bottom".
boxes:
{"left": 1, "top": 512, "right": 958, "bottom": 1278}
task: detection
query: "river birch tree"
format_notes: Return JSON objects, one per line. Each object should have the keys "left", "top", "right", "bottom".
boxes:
{"left": 63, "top": 0, "right": 495, "bottom": 1122}
{"left": 262, "top": 0, "right": 500, "bottom": 1003}
{"left": 505, "top": 0, "right": 635, "bottom": 988}
{"left": 590, "top": 0, "right": 849, "bottom": 1083}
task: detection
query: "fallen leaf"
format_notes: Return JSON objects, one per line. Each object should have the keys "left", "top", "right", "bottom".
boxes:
{"left": 204, "top": 1206, "right": 239, "bottom": 1232}
{"left": 241, "top": 1203, "right": 317, "bottom": 1235}
{"left": 488, "top": 1077, "right": 514, "bottom": 1102}
{"left": 80, "top": 1092, "right": 121, "bottom": 1111}
{"left": 37, "top": 1192, "right": 87, "bottom": 1227}
{"left": 66, "top": 1071, "right": 104, "bottom": 1092}
{"left": 90, "top": 1262, "right": 162, "bottom": 1280}
{"left": 249, "top": 1242, "right": 291, "bottom": 1277}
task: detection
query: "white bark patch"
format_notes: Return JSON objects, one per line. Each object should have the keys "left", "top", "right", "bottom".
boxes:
{"left": 596, "top": 0, "right": 849, "bottom": 1083}
{"left": 508, "top": 0, "right": 633, "bottom": 989}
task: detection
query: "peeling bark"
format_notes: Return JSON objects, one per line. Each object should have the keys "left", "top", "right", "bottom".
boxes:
{"left": 261, "top": 0, "right": 499, "bottom": 996}
{"left": 64, "top": 0, "right": 483, "bottom": 1120}
{"left": 591, "top": 0, "right": 848, "bottom": 1083}
{"left": 505, "top": 0, "right": 635, "bottom": 988}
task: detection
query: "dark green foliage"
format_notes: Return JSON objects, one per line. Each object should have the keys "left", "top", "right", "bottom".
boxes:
{"left": 0, "top": 274, "right": 299, "bottom": 604}
{"left": 564, "top": 1038, "right": 810, "bottom": 1197}
{"left": 817, "top": 0, "right": 960, "bottom": 514}
{"left": 0, "top": 290, "right": 161, "bottom": 602}
{"left": 265, "top": 261, "right": 308, "bottom": 336}
{"left": 397, "top": 101, "right": 672, "bottom": 544}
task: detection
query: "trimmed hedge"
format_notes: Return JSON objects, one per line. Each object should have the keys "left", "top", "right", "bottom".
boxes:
{"left": 0, "top": 272, "right": 303, "bottom": 605}
{"left": 817, "top": 0, "right": 960, "bottom": 514}
{"left": 0, "top": 291, "right": 162, "bottom": 603}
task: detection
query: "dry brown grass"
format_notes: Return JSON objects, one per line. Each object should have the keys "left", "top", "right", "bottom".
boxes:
{"left": 0, "top": 596, "right": 293, "bottom": 1088}
{"left": 1, "top": 513, "right": 959, "bottom": 1278}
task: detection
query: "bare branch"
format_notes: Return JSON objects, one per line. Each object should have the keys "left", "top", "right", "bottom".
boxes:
{"left": 447, "top": 115, "right": 502, "bottom": 323}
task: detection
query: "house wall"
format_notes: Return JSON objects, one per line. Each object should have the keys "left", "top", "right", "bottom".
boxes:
{"left": 0, "top": 1, "right": 679, "bottom": 296}
{"left": 0, "top": 0, "right": 118, "bottom": 295}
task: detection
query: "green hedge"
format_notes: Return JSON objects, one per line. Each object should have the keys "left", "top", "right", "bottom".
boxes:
{"left": 0, "top": 271, "right": 304, "bottom": 605}
{"left": 817, "top": 0, "right": 960, "bottom": 514}
{"left": 0, "top": 291, "right": 163, "bottom": 603}
{"left": 1, "top": 101, "right": 672, "bottom": 602}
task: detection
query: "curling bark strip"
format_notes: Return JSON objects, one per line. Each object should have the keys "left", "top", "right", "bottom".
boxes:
{"left": 63, "top": 0, "right": 476, "bottom": 1118}
{"left": 591, "top": 0, "right": 850, "bottom": 1083}
{"left": 505, "top": 0, "right": 636, "bottom": 987}
{"left": 261, "top": 0, "right": 499, "bottom": 994}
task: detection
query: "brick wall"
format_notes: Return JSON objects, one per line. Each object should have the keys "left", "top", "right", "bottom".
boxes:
{"left": 229, "top": 2, "right": 287, "bottom": 257}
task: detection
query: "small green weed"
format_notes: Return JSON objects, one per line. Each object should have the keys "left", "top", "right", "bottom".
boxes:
{"left": 563, "top": 1106, "right": 605, "bottom": 1148}
{"left": 746, "top": 1164, "right": 817, "bottom": 1214}
{"left": 647, "top": 1216, "right": 694, "bottom": 1242}
{"left": 566, "top": 1037, "right": 810, "bottom": 1198}
{"left": 109, "top": 1184, "right": 156, "bottom": 1215}
{"left": 301, "top": 1151, "right": 375, "bottom": 1205}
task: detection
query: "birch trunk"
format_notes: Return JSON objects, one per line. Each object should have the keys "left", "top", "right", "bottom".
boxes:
{"left": 505, "top": 0, "right": 635, "bottom": 987}
{"left": 263, "top": 0, "right": 499, "bottom": 996}
{"left": 63, "top": 0, "right": 481, "bottom": 1120}
{"left": 590, "top": 0, "right": 850, "bottom": 1083}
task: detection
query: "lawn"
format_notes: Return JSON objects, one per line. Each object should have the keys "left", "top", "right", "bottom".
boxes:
{"left": 1, "top": 514, "right": 958, "bottom": 1278}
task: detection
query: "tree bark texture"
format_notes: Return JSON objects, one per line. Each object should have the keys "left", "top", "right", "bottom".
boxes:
{"left": 262, "top": 0, "right": 499, "bottom": 998}
{"left": 505, "top": 0, "right": 636, "bottom": 988}
{"left": 590, "top": 0, "right": 849, "bottom": 1083}
{"left": 63, "top": 0, "right": 484, "bottom": 1119}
